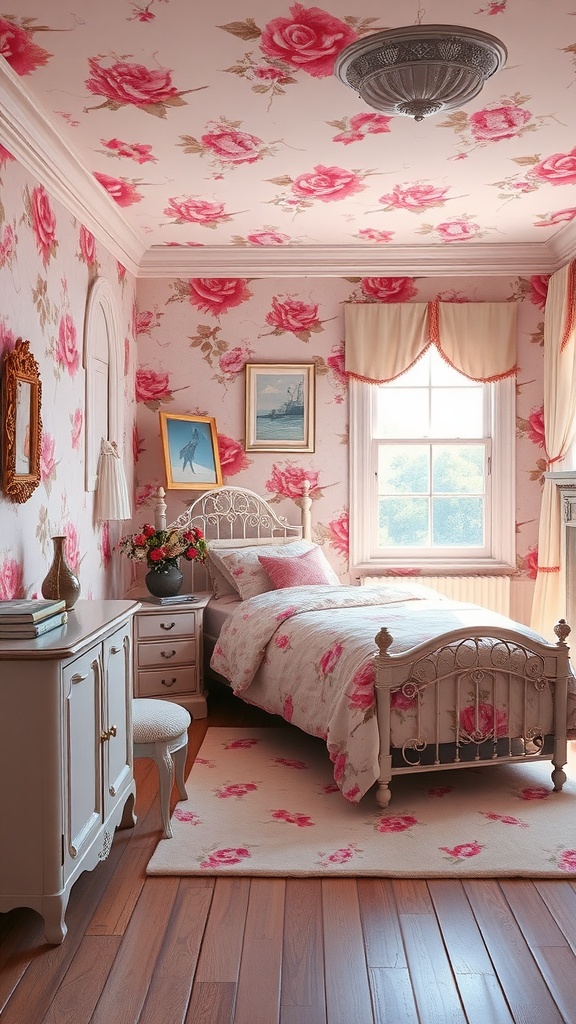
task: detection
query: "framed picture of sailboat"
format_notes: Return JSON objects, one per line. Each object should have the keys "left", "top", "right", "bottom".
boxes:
{"left": 245, "top": 363, "right": 315, "bottom": 452}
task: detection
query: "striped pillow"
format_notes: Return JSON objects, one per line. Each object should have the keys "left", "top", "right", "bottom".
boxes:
{"left": 258, "top": 546, "right": 339, "bottom": 590}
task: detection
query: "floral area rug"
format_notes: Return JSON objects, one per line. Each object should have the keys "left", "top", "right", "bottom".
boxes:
{"left": 146, "top": 727, "right": 576, "bottom": 878}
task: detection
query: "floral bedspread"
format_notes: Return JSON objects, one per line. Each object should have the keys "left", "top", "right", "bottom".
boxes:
{"left": 210, "top": 585, "right": 576, "bottom": 803}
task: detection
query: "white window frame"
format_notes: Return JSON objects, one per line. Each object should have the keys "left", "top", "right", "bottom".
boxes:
{"left": 83, "top": 277, "right": 123, "bottom": 492}
{"left": 349, "top": 372, "right": 516, "bottom": 574}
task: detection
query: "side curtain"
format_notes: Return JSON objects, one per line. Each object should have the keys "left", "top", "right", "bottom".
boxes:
{"left": 531, "top": 261, "right": 576, "bottom": 638}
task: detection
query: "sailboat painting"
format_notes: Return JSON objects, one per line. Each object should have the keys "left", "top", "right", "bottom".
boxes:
{"left": 245, "top": 363, "right": 315, "bottom": 452}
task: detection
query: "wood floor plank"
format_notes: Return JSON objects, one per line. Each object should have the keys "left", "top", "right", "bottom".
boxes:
{"left": 393, "top": 878, "right": 435, "bottom": 915}
{"left": 40, "top": 935, "right": 120, "bottom": 1024}
{"left": 322, "top": 879, "right": 374, "bottom": 1024}
{"left": 535, "top": 881, "right": 576, "bottom": 952}
{"left": 0, "top": 910, "right": 47, "bottom": 1014}
{"left": 530, "top": 945, "right": 576, "bottom": 1024}
{"left": 185, "top": 980, "right": 236, "bottom": 1024}
{"left": 234, "top": 878, "right": 286, "bottom": 1024}
{"left": 500, "top": 880, "right": 570, "bottom": 947}
{"left": 464, "top": 880, "right": 565, "bottom": 1023}
{"left": 368, "top": 967, "right": 419, "bottom": 1024}
{"left": 399, "top": 913, "right": 467, "bottom": 1024}
{"left": 138, "top": 879, "right": 214, "bottom": 1024}
{"left": 357, "top": 878, "right": 407, "bottom": 969}
{"left": 281, "top": 878, "right": 326, "bottom": 1024}
{"left": 194, "top": 878, "right": 251, "bottom": 983}
{"left": 89, "top": 877, "right": 180, "bottom": 1024}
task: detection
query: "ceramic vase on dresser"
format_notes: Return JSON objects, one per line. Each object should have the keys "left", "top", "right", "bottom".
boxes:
{"left": 144, "top": 563, "right": 183, "bottom": 598}
{"left": 41, "top": 535, "right": 81, "bottom": 610}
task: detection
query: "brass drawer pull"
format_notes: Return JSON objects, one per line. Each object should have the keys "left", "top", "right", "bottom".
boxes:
{"left": 160, "top": 621, "right": 175, "bottom": 631}
{"left": 161, "top": 678, "right": 177, "bottom": 687}
{"left": 101, "top": 725, "right": 117, "bottom": 742}
{"left": 161, "top": 649, "right": 176, "bottom": 659}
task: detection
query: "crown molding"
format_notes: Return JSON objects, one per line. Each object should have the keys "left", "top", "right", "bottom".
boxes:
{"left": 0, "top": 61, "right": 145, "bottom": 277}
{"left": 1, "top": 59, "right": 575, "bottom": 281}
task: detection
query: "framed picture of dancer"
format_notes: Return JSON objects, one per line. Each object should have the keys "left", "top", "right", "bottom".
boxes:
{"left": 245, "top": 362, "right": 315, "bottom": 452}
{"left": 159, "top": 413, "right": 223, "bottom": 490}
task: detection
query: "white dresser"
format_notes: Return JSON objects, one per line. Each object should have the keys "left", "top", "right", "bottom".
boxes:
{"left": 0, "top": 600, "right": 139, "bottom": 944}
{"left": 132, "top": 593, "right": 210, "bottom": 717}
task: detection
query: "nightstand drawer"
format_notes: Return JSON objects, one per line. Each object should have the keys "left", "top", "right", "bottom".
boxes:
{"left": 137, "top": 666, "right": 198, "bottom": 697}
{"left": 136, "top": 612, "right": 196, "bottom": 641}
{"left": 137, "top": 638, "right": 196, "bottom": 668}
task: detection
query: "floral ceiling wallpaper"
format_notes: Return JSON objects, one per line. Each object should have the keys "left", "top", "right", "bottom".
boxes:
{"left": 2, "top": 0, "right": 576, "bottom": 261}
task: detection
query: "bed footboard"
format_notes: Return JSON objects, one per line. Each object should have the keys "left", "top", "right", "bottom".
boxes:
{"left": 374, "top": 620, "right": 571, "bottom": 808}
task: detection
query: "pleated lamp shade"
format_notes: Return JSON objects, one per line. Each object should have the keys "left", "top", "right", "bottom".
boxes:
{"left": 94, "top": 439, "right": 131, "bottom": 522}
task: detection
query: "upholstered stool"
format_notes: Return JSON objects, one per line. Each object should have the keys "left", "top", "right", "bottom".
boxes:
{"left": 132, "top": 698, "right": 191, "bottom": 838}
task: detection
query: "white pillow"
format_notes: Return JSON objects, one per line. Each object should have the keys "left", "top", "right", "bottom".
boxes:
{"left": 207, "top": 537, "right": 300, "bottom": 599}
{"left": 217, "top": 541, "right": 340, "bottom": 601}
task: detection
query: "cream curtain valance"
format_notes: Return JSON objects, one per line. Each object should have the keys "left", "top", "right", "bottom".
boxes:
{"left": 344, "top": 300, "right": 518, "bottom": 383}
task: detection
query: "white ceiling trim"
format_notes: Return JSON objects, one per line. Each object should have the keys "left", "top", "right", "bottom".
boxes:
{"left": 1, "top": 61, "right": 575, "bottom": 281}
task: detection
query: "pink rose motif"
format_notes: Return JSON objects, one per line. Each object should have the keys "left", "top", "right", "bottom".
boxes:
{"left": 246, "top": 229, "right": 291, "bottom": 245}
{"left": 333, "top": 112, "right": 392, "bottom": 144}
{"left": 265, "top": 296, "right": 320, "bottom": 336}
{"left": 71, "top": 408, "right": 83, "bottom": 450}
{"left": 79, "top": 225, "right": 97, "bottom": 266}
{"left": 527, "top": 405, "right": 545, "bottom": 447}
{"left": 427, "top": 786, "right": 453, "bottom": 797}
{"left": 356, "top": 228, "right": 394, "bottom": 243}
{"left": 64, "top": 522, "right": 81, "bottom": 575}
{"left": 375, "top": 814, "right": 418, "bottom": 833}
{"left": 319, "top": 845, "right": 357, "bottom": 865}
{"left": 56, "top": 313, "right": 80, "bottom": 376}
{"left": 0, "top": 223, "right": 15, "bottom": 268}
{"left": 100, "top": 522, "right": 111, "bottom": 568}
{"left": 225, "top": 738, "right": 259, "bottom": 749}
{"left": 346, "top": 661, "right": 374, "bottom": 712}
{"left": 529, "top": 275, "right": 549, "bottom": 311}
{"left": 558, "top": 849, "right": 576, "bottom": 872}
{"left": 217, "top": 434, "right": 250, "bottom": 477}
{"left": 482, "top": 812, "right": 528, "bottom": 827}
{"left": 272, "top": 809, "right": 314, "bottom": 826}
{"left": 360, "top": 277, "right": 417, "bottom": 302}
{"left": 136, "top": 310, "right": 155, "bottom": 334}
{"left": 250, "top": 64, "right": 287, "bottom": 84}
{"left": 440, "top": 841, "right": 484, "bottom": 859}
{"left": 164, "top": 196, "right": 229, "bottom": 227}
{"left": 135, "top": 368, "right": 171, "bottom": 403}
{"left": 283, "top": 694, "right": 294, "bottom": 720}
{"left": 0, "top": 323, "right": 16, "bottom": 357}
{"left": 390, "top": 688, "right": 418, "bottom": 711}
{"left": 200, "top": 847, "right": 251, "bottom": 868}
{"left": 0, "top": 144, "right": 14, "bottom": 165}
{"left": 330, "top": 751, "right": 347, "bottom": 783}
{"left": 276, "top": 606, "right": 297, "bottom": 622}
{"left": 85, "top": 55, "right": 183, "bottom": 111}
{"left": 266, "top": 464, "right": 320, "bottom": 500}
{"left": 101, "top": 138, "right": 156, "bottom": 164}
{"left": 326, "top": 510, "right": 349, "bottom": 557}
{"left": 260, "top": 6, "right": 356, "bottom": 78}
{"left": 523, "top": 547, "right": 539, "bottom": 581}
{"left": 217, "top": 783, "right": 258, "bottom": 798}
{"left": 274, "top": 634, "right": 290, "bottom": 650}
{"left": 533, "top": 147, "right": 576, "bottom": 186}
{"left": 469, "top": 103, "right": 531, "bottom": 142}
{"left": 343, "top": 784, "right": 361, "bottom": 801}
{"left": 0, "top": 16, "right": 52, "bottom": 75}
{"left": 93, "top": 172, "right": 143, "bottom": 207}
{"left": 30, "top": 185, "right": 57, "bottom": 266}
{"left": 379, "top": 184, "right": 449, "bottom": 212}
{"left": 519, "top": 785, "right": 549, "bottom": 800}
{"left": 201, "top": 126, "right": 265, "bottom": 165}
{"left": 219, "top": 347, "right": 245, "bottom": 375}
{"left": 274, "top": 758, "right": 308, "bottom": 769}
{"left": 459, "top": 702, "right": 508, "bottom": 740}
{"left": 436, "top": 219, "right": 481, "bottom": 242}
{"left": 0, "top": 556, "right": 24, "bottom": 599}
{"left": 320, "top": 642, "right": 343, "bottom": 675}
{"left": 291, "top": 165, "right": 365, "bottom": 202}
{"left": 188, "top": 278, "right": 252, "bottom": 316}
{"left": 174, "top": 809, "right": 201, "bottom": 824}
{"left": 535, "top": 208, "right": 576, "bottom": 228}
{"left": 133, "top": 426, "right": 145, "bottom": 465}
{"left": 40, "top": 431, "right": 57, "bottom": 483}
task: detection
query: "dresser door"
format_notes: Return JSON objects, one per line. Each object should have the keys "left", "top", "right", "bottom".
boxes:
{"left": 103, "top": 624, "right": 132, "bottom": 815}
{"left": 63, "top": 647, "right": 103, "bottom": 874}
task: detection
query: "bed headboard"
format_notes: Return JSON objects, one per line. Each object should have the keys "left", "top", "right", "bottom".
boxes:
{"left": 154, "top": 483, "right": 312, "bottom": 543}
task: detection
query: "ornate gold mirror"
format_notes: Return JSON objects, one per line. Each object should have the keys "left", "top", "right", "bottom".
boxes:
{"left": 1, "top": 338, "right": 42, "bottom": 503}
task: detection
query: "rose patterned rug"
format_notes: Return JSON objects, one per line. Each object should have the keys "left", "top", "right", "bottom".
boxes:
{"left": 146, "top": 727, "right": 576, "bottom": 878}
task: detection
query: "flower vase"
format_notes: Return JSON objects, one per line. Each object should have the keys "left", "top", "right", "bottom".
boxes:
{"left": 41, "top": 535, "right": 81, "bottom": 610}
{"left": 145, "top": 563, "right": 183, "bottom": 598}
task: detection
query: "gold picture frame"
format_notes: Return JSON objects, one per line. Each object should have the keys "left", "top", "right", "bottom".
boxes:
{"left": 245, "top": 362, "right": 315, "bottom": 452}
{"left": 159, "top": 412, "right": 223, "bottom": 490}
{"left": 1, "top": 338, "right": 42, "bottom": 503}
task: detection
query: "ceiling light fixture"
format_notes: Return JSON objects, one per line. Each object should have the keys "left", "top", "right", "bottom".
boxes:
{"left": 334, "top": 24, "right": 507, "bottom": 122}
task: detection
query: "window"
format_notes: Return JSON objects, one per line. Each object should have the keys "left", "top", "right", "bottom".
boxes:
{"left": 350, "top": 347, "right": 515, "bottom": 572}
{"left": 83, "top": 277, "right": 123, "bottom": 491}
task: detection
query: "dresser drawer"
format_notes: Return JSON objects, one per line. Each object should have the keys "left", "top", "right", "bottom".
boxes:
{"left": 137, "top": 666, "right": 199, "bottom": 698}
{"left": 137, "top": 638, "right": 196, "bottom": 669}
{"left": 136, "top": 611, "right": 196, "bottom": 641}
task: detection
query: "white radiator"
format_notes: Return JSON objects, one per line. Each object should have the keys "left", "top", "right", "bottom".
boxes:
{"left": 361, "top": 575, "right": 511, "bottom": 617}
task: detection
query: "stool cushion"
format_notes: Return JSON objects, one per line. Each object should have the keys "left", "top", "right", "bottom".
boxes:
{"left": 133, "top": 698, "right": 191, "bottom": 744}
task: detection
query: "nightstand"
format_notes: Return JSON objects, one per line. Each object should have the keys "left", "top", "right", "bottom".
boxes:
{"left": 131, "top": 593, "right": 211, "bottom": 718}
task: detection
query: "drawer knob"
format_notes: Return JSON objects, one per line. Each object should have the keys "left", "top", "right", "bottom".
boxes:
{"left": 101, "top": 724, "right": 117, "bottom": 742}
{"left": 161, "top": 649, "right": 176, "bottom": 659}
{"left": 161, "top": 678, "right": 177, "bottom": 687}
{"left": 160, "top": 621, "right": 176, "bottom": 630}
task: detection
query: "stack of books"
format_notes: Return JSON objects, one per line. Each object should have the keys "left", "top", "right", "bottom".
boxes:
{"left": 0, "top": 599, "right": 68, "bottom": 639}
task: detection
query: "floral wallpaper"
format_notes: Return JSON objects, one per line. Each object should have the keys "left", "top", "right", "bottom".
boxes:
{"left": 134, "top": 271, "right": 549, "bottom": 610}
{"left": 0, "top": 149, "right": 137, "bottom": 601}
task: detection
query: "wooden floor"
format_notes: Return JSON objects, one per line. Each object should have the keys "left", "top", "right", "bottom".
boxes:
{"left": 2, "top": 685, "right": 576, "bottom": 1024}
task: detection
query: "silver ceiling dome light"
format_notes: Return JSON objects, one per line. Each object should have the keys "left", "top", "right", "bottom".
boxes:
{"left": 334, "top": 24, "right": 507, "bottom": 122}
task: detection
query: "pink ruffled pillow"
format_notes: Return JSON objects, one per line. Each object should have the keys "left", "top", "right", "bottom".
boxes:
{"left": 258, "top": 546, "right": 338, "bottom": 589}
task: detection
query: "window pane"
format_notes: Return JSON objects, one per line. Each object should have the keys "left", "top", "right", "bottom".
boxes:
{"left": 379, "top": 497, "right": 429, "bottom": 546}
{"left": 432, "top": 445, "right": 484, "bottom": 494}
{"left": 378, "top": 445, "right": 429, "bottom": 494}
{"left": 375, "top": 389, "right": 429, "bottom": 438}
{"left": 431, "top": 388, "right": 484, "bottom": 437}
{"left": 432, "top": 496, "right": 484, "bottom": 546}
{"left": 430, "top": 351, "right": 468, "bottom": 386}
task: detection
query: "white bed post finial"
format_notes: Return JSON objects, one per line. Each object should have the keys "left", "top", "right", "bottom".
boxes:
{"left": 300, "top": 479, "right": 312, "bottom": 541}
{"left": 155, "top": 486, "right": 167, "bottom": 532}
